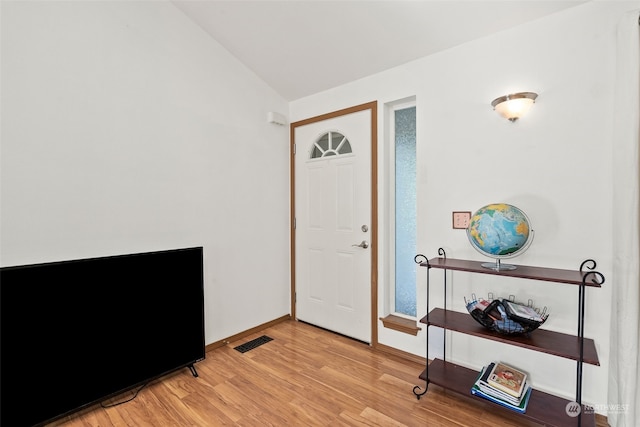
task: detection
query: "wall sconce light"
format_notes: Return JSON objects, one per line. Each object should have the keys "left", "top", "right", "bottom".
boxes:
{"left": 491, "top": 92, "right": 538, "bottom": 122}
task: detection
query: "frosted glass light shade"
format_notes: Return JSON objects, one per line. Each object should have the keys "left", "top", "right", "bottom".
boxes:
{"left": 491, "top": 92, "right": 538, "bottom": 122}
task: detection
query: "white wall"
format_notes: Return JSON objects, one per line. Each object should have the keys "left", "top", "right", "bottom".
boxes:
{"left": 0, "top": 1, "right": 291, "bottom": 344}
{"left": 290, "top": 0, "right": 636, "bottom": 412}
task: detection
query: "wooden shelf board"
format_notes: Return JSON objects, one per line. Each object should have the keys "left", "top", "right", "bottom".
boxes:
{"left": 418, "top": 359, "right": 596, "bottom": 427}
{"left": 422, "top": 257, "right": 602, "bottom": 287}
{"left": 421, "top": 309, "right": 599, "bottom": 365}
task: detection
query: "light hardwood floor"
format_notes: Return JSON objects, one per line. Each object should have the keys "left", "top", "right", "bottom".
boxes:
{"left": 52, "top": 319, "right": 607, "bottom": 426}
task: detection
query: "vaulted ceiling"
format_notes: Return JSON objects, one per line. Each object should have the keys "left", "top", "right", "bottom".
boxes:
{"left": 171, "top": 1, "right": 589, "bottom": 101}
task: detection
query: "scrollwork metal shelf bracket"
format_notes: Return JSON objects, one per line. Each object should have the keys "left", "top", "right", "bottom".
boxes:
{"left": 413, "top": 249, "right": 447, "bottom": 400}
{"left": 575, "top": 259, "right": 605, "bottom": 426}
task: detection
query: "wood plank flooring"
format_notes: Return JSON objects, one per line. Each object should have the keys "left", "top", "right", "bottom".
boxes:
{"left": 51, "top": 319, "right": 608, "bottom": 426}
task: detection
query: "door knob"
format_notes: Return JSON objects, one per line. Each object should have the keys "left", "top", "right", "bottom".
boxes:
{"left": 352, "top": 240, "right": 369, "bottom": 249}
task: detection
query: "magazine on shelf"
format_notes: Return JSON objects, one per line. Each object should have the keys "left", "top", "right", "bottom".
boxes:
{"left": 487, "top": 361, "right": 528, "bottom": 398}
{"left": 471, "top": 382, "right": 532, "bottom": 413}
{"left": 475, "top": 364, "right": 530, "bottom": 405}
{"left": 471, "top": 365, "right": 532, "bottom": 413}
{"left": 478, "top": 380, "right": 531, "bottom": 406}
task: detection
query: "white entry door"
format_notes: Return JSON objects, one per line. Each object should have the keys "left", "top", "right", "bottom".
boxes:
{"left": 292, "top": 103, "right": 376, "bottom": 343}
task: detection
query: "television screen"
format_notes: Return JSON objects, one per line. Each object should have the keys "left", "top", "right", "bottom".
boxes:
{"left": 0, "top": 246, "right": 205, "bottom": 427}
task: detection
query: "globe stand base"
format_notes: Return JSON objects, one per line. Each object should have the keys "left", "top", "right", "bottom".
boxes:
{"left": 482, "top": 259, "right": 517, "bottom": 271}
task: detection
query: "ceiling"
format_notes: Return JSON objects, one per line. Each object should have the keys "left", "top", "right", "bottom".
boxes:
{"left": 171, "top": 0, "right": 589, "bottom": 101}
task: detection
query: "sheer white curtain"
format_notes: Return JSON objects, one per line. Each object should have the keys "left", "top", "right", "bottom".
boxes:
{"left": 609, "top": 10, "right": 640, "bottom": 427}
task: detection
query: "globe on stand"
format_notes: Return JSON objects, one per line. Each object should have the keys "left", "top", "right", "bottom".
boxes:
{"left": 466, "top": 203, "right": 534, "bottom": 271}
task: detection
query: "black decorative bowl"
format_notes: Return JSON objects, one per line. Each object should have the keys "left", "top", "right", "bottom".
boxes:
{"left": 465, "top": 297, "right": 548, "bottom": 335}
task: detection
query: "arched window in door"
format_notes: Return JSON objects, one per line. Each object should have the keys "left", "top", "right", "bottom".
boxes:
{"left": 310, "top": 131, "right": 353, "bottom": 159}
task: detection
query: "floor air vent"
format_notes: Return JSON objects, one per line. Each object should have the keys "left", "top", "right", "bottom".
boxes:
{"left": 234, "top": 335, "right": 273, "bottom": 353}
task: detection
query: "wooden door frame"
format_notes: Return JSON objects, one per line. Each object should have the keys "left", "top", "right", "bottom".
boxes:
{"left": 290, "top": 101, "right": 378, "bottom": 346}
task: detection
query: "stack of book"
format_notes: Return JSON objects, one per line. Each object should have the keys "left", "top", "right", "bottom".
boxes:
{"left": 471, "top": 361, "right": 532, "bottom": 413}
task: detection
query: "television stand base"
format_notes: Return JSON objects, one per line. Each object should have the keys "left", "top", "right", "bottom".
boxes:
{"left": 188, "top": 364, "right": 199, "bottom": 377}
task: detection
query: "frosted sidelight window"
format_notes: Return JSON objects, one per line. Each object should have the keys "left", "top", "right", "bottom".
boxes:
{"left": 311, "top": 131, "right": 353, "bottom": 158}
{"left": 394, "top": 106, "right": 416, "bottom": 317}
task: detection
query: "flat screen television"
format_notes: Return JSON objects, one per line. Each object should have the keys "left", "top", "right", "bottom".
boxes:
{"left": 0, "top": 246, "right": 205, "bottom": 427}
